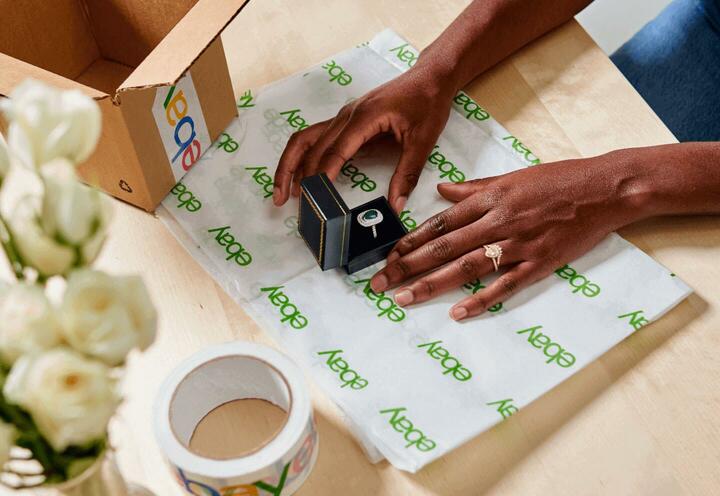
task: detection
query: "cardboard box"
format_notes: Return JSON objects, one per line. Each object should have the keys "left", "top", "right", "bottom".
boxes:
{"left": 299, "top": 173, "right": 406, "bottom": 274}
{"left": 0, "top": 0, "right": 248, "bottom": 211}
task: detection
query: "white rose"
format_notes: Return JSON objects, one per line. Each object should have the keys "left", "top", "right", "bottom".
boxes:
{"left": 40, "top": 158, "right": 113, "bottom": 253}
{"left": 8, "top": 161, "right": 112, "bottom": 277}
{"left": 0, "top": 79, "right": 101, "bottom": 169}
{"left": 9, "top": 195, "right": 75, "bottom": 277}
{"left": 0, "top": 284, "right": 61, "bottom": 365}
{"left": 3, "top": 348, "right": 118, "bottom": 452}
{"left": 60, "top": 270, "right": 157, "bottom": 366}
{"left": 0, "top": 134, "right": 9, "bottom": 181}
{"left": 0, "top": 420, "right": 16, "bottom": 467}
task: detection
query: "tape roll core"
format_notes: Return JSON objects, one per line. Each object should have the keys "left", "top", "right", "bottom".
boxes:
{"left": 170, "top": 355, "right": 292, "bottom": 460}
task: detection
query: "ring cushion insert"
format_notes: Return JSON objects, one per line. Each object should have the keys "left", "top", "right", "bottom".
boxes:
{"left": 346, "top": 197, "right": 406, "bottom": 274}
{"left": 299, "top": 173, "right": 406, "bottom": 274}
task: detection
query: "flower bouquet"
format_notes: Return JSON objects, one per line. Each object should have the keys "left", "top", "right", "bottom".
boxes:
{"left": 0, "top": 80, "right": 157, "bottom": 494}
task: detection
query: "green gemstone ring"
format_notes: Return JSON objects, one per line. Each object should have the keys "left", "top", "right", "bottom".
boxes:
{"left": 357, "top": 208, "right": 383, "bottom": 238}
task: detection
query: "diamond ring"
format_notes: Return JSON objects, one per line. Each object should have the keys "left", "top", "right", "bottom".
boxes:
{"left": 483, "top": 244, "right": 503, "bottom": 272}
{"left": 357, "top": 209, "right": 384, "bottom": 238}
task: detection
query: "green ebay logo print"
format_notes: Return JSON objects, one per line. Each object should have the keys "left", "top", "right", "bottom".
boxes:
{"left": 283, "top": 216, "right": 302, "bottom": 239}
{"left": 317, "top": 349, "right": 368, "bottom": 389}
{"left": 399, "top": 209, "right": 418, "bottom": 231}
{"left": 207, "top": 226, "right": 252, "bottom": 266}
{"left": 388, "top": 43, "right": 418, "bottom": 68}
{"left": 618, "top": 310, "right": 648, "bottom": 331}
{"left": 426, "top": 145, "right": 466, "bottom": 183}
{"left": 453, "top": 92, "right": 490, "bottom": 122}
{"left": 280, "top": 108, "right": 310, "bottom": 131}
{"left": 237, "top": 89, "right": 255, "bottom": 109}
{"left": 516, "top": 325, "right": 576, "bottom": 368}
{"left": 417, "top": 340, "right": 472, "bottom": 382}
{"left": 321, "top": 60, "right": 353, "bottom": 86}
{"left": 170, "top": 182, "right": 202, "bottom": 212}
{"left": 462, "top": 279, "right": 502, "bottom": 312}
{"left": 353, "top": 278, "right": 406, "bottom": 322}
{"left": 339, "top": 160, "right": 376, "bottom": 192}
{"left": 379, "top": 407, "right": 436, "bottom": 452}
{"left": 554, "top": 264, "right": 601, "bottom": 298}
{"left": 260, "top": 286, "right": 309, "bottom": 330}
{"left": 487, "top": 398, "right": 518, "bottom": 419}
{"left": 503, "top": 135, "right": 541, "bottom": 166}
{"left": 245, "top": 166, "right": 274, "bottom": 199}
{"left": 216, "top": 132, "right": 239, "bottom": 153}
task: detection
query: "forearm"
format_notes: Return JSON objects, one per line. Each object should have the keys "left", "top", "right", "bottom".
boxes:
{"left": 414, "top": 0, "right": 593, "bottom": 91}
{"left": 613, "top": 143, "right": 720, "bottom": 222}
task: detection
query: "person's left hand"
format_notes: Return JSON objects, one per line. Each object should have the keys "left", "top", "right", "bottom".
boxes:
{"left": 369, "top": 151, "right": 648, "bottom": 321}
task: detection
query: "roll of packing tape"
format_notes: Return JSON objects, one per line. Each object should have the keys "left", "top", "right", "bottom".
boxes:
{"left": 154, "top": 343, "right": 318, "bottom": 496}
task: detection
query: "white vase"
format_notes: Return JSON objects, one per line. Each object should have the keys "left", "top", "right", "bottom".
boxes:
{"left": 34, "top": 452, "right": 154, "bottom": 496}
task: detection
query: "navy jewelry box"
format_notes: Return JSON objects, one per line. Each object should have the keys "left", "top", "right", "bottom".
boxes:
{"left": 298, "top": 173, "right": 406, "bottom": 274}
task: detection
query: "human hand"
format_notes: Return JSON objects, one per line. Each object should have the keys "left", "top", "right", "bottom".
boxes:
{"left": 272, "top": 67, "right": 457, "bottom": 212}
{"left": 369, "top": 151, "right": 649, "bottom": 320}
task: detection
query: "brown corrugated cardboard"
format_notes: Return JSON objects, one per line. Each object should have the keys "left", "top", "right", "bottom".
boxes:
{"left": 0, "top": 0, "right": 248, "bottom": 211}
{"left": 82, "top": 0, "right": 199, "bottom": 69}
{"left": 0, "top": 0, "right": 100, "bottom": 81}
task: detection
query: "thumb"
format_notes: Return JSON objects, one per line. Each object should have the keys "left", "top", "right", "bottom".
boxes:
{"left": 437, "top": 179, "right": 485, "bottom": 202}
{"left": 388, "top": 137, "right": 435, "bottom": 213}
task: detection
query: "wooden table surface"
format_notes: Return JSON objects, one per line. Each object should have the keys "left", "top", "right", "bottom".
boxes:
{"left": 94, "top": 1, "right": 720, "bottom": 495}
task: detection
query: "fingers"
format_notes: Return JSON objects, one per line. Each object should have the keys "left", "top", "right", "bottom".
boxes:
{"left": 449, "top": 261, "right": 544, "bottom": 321}
{"left": 279, "top": 108, "right": 381, "bottom": 203}
{"left": 437, "top": 178, "right": 488, "bottom": 203}
{"left": 313, "top": 110, "right": 381, "bottom": 181}
{"left": 288, "top": 110, "right": 351, "bottom": 198}
{"left": 391, "top": 240, "right": 516, "bottom": 307}
{"left": 385, "top": 196, "right": 488, "bottom": 265}
{"left": 295, "top": 106, "right": 353, "bottom": 187}
{"left": 371, "top": 216, "right": 505, "bottom": 291}
{"left": 388, "top": 132, "right": 437, "bottom": 212}
{"left": 273, "top": 122, "right": 328, "bottom": 205}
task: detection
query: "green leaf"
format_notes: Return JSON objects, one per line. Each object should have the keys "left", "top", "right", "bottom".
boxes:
{"left": 67, "top": 456, "right": 99, "bottom": 479}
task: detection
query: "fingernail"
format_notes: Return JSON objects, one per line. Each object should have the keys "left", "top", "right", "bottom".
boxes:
{"left": 450, "top": 306, "right": 468, "bottom": 321}
{"left": 394, "top": 289, "right": 414, "bottom": 306}
{"left": 272, "top": 187, "right": 281, "bottom": 205}
{"left": 371, "top": 274, "right": 388, "bottom": 292}
{"left": 387, "top": 251, "right": 400, "bottom": 263}
{"left": 394, "top": 195, "right": 407, "bottom": 212}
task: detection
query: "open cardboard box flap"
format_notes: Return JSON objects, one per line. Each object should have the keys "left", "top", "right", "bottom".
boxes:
{"left": 0, "top": 0, "right": 248, "bottom": 102}
{"left": 0, "top": 54, "right": 106, "bottom": 100}
{"left": 118, "top": 0, "right": 248, "bottom": 95}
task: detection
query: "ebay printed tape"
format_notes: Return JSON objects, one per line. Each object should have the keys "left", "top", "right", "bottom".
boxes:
{"left": 153, "top": 73, "right": 212, "bottom": 182}
{"left": 154, "top": 342, "right": 318, "bottom": 496}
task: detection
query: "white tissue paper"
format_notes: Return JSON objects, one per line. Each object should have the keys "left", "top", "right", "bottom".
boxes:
{"left": 158, "top": 29, "right": 691, "bottom": 472}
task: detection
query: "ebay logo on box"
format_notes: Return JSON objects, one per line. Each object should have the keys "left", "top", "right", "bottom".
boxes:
{"left": 153, "top": 73, "right": 212, "bottom": 181}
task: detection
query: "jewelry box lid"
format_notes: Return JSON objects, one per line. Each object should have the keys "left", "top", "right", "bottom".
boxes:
{"left": 298, "top": 173, "right": 351, "bottom": 270}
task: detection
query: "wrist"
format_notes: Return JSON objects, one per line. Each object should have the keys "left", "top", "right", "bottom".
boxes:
{"left": 412, "top": 48, "right": 464, "bottom": 95}
{"left": 604, "top": 149, "right": 661, "bottom": 226}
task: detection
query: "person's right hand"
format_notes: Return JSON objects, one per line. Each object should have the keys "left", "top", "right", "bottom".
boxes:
{"left": 272, "top": 67, "right": 457, "bottom": 212}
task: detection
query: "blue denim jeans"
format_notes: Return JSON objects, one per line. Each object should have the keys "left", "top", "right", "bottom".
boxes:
{"left": 611, "top": 0, "right": 720, "bottom": 141}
